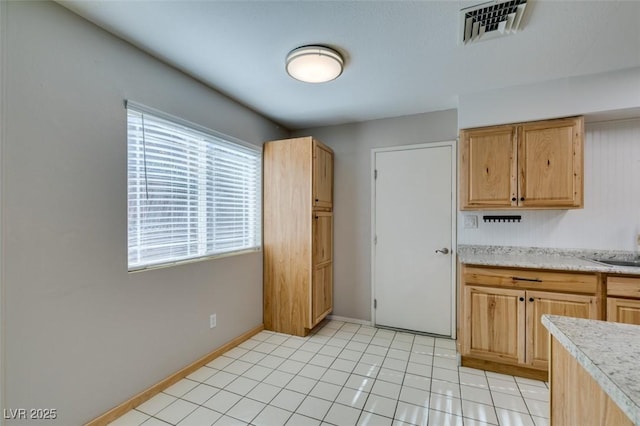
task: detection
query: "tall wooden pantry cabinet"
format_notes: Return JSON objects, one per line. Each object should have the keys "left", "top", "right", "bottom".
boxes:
{"left": 263, "top": 136, "right": 334, "bottom": 336}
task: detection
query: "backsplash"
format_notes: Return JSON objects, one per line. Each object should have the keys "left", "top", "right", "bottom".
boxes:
{"left": 458, "top": 118, "right": 640, "bottom": 250}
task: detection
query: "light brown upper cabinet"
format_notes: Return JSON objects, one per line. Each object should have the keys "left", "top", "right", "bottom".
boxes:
{"left": 313, "top": 143, "right": 333, "bottom": 210}
{"left": 460, "top": 116, "right": 584, "bottom": 210}
{"left": 263, "top": 137, "right": 334, "bottom": 337}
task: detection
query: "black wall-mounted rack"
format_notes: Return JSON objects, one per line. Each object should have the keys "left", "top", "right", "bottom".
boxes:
{"left": 483, "top": 215, "right": 522, "bottom": 223}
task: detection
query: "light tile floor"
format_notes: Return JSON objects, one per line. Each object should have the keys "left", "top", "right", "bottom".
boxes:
{"left": 109, "top": 320, "right": 549, "bottom": 426}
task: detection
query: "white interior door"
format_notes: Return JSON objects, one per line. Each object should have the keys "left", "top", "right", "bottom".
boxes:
{"left": 373, "top": 143, "right": 455, "bottom": 336}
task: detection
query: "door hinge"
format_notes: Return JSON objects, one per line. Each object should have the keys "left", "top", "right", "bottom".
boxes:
{"left": 374, "top": 299, "right": 377, "bottom": 309}
{"left": 374, "top": 235, "right": 377, "bottom": 244}
{"left": 374, "top": 169, "right": 378, "bottom": 179}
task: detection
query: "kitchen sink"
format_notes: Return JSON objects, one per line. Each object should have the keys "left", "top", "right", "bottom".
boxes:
{"left": 588, "top": 258, "right": 640, "bottom": 268}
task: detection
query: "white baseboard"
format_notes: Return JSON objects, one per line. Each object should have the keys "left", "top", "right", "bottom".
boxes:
{"left": 326, "top": 315, "right": 372, "bottom": 326}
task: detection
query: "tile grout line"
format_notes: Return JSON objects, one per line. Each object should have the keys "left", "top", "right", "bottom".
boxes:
{"left": 485, "top": 369, "right": 500, "bottom": 426}
{"left": 320, "top": 322, "right": 369, "bottom": 425}
{"left": 390, "top": 332, "right": 419, "bottom": 424}
{"left": 165, "top": 326, "right": 303, "bottom": 424}
{"left": 118, "top": 320, "right": 549, "bottom": 426}
{"left": 321, "top": 322, "right": 408, "bottom": 425}
{"left": 225, "top": 321, "right": 375, "bottom": 425}
{"left": 514, "top": 375, "right": 540, "bottom": 422}
{"left": 154, "top": 330, "right": 305, "bottom": 425}
{"left": 359, "top": 327, "right": 402, "bottom": 424}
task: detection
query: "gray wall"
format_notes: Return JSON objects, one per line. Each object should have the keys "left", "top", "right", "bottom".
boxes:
{"left": 2, "top": 2, "right": 287, "bottom": 424}
{"left": 294, "top": 109, "right": 458, "bottom": 321}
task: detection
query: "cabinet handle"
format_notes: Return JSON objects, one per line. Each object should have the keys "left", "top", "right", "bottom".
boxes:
{"left": 519, "top": 297, "right": 525, "bottom": 302}
{"left": 529, "top": 297, "right": 534, "bottom": 302}
{"left": 520, "top": 197, "right": 525, "bottom": 201}
{"left": 513, "top": 276, "right": 542, "bottom": 282}
{"left": 315, "top": 198, "right": 319, "bottom": 202}
{"left": 511, "top": 197, "right": 516, "bottom": 202}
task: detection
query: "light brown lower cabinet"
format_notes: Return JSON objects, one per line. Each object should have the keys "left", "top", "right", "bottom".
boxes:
{"left": 607, "top": 298, "right": 640, "bottom": 324}
{"left": 311, "top": 211, "right": 333, "bottom": 327}
{"left": 463, "top": 286, "right": 525, "bottom": 366}
{"left": 461, "top": 265, "right": 598, "bottom": 379}
{"left": 550, "top": 337, "right": 632, "bottom": 425}
{"left": 607, "top": 276, "right": 640, "bottom": 325}
{"left": 312, "top": 263, "right": 332, "bottom": 326}
{"left": 526, "top": 291, "right": 597, "bottom": 370}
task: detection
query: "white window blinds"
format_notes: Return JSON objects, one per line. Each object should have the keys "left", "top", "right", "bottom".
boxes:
{"left": 127, "top": 104, "right": 261, "bottom": 271}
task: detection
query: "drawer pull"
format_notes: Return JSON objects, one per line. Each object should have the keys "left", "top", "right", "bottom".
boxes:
{"left": 513, "top": 276, "right": 542, "bottom": 283}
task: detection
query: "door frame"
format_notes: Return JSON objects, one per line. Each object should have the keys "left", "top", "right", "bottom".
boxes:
{"left": 370, "top": 141, "right": 457, "bottom": 338}
{"left": 0, "top": 0, "right": 6, "bottom": 415}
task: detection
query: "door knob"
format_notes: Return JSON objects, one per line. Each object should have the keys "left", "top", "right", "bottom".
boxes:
{"left": 435, "top": 248, "right": 449, "bottom": 254}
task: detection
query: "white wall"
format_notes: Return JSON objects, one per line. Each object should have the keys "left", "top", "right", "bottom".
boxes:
{"left": 459, "top": 118, "right": 640, "bottom": 250}
{"left": 294, "top": 110, "right": 458, "bottom": 321}
{"left": 458, "top": 67, "right": 640, "bottom": 129}
{"left": 2, "top": 2, "right": 287, "bottom": 424}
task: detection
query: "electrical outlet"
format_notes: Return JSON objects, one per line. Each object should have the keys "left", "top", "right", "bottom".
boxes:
{"left": 209, "top": 314, "right": 217, "bottom": 329}
{"left": 463, "top": 215, "right": 478, "bottom": 229}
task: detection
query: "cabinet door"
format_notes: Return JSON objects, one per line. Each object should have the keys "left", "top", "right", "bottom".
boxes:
{"left": 313, "top": 142, "right": 333, "bottom": 209}
{"left": 607, "top": 298, "right": 640, "bottom": 325}
{"left": 311, "top": 263, "right": 332, "bottom": 327}
{"left": 311, "top": 212, "right": 332, "bottom": 327}
{"left": 460, "top": 125, "right": 517, "bottom": 209}
{"left": 313, "top": 212, "right": 332, "bottom": 265}
{"left": 550, "top": 338, "right": 634, "bottom": 426}
{"left": 518, "top": 117, "right": 583, "bottom": 208}
{"left": 526, "top": 291, "right": 596, "bottom": 370}
{"left": 462, "top": 286, "right": 525, "bottom": 364}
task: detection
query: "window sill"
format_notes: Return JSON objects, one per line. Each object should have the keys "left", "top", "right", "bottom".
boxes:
{"left": 128, "top": 247, "right": 262, "bottom": 273}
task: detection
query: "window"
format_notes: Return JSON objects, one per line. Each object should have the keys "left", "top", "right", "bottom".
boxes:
{"left": 127, "top": 103, "right": 261, "bottom": 271}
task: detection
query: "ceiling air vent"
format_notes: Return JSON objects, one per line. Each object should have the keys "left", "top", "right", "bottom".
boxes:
{"left": 460, "top": 0, "right": 528, "bottom": 45}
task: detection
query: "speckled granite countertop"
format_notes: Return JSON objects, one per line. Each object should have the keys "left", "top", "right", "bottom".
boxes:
{"left": 458, "top": 245, "right": 640, "bottom": 275}
{"left": 542, "top": 315, "right": 640, "bottom": 425}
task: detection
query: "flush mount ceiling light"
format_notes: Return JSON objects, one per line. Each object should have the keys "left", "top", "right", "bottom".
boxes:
{"left": 286, "top": 45, "right": 344, "bottom": 83}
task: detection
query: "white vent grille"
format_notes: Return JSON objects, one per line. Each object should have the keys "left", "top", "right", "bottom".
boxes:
{"left": 460, "top": 0, "right": 528, "bottom": 44}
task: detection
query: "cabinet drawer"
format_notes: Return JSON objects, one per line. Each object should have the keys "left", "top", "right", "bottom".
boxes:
{"left": 463, "top": 266, "right": 597, "bottom": 294}
{"left": 607, "top": 276, "right": 640, "bottom": 298}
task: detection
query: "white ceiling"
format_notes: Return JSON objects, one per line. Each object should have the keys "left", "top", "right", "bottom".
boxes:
{"left": 58, "top": 0, "right": 640, "bottom": 130}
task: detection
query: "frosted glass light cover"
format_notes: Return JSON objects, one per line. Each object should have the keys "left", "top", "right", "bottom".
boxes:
{"left": 286, "top": 46, "right": 344, "bottom": 83}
